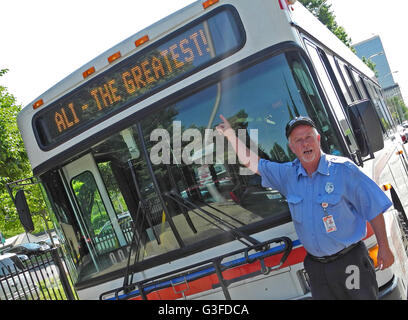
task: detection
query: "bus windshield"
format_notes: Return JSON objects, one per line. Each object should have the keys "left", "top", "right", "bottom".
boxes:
{"left": 45, "top": 49, "right": 343, "bottom": 285}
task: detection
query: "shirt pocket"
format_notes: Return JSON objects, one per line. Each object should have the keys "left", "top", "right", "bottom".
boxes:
{"left": 317, "top": 193, "right": 342, "bottom": 208}
{"left": 287, "top": 195, "right": 303, "bottom": 223}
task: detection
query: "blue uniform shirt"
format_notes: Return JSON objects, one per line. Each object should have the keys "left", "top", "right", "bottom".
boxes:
{"left": 258, "top": 153, "right": 392, "bottom": 257}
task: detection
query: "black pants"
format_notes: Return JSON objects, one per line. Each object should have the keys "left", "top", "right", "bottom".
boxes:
{"left": 303, "top": 242, "right": 378, "bottom": 300}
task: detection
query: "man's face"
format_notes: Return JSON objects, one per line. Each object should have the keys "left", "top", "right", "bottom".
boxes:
{"left": 288, "top": 125, "right": 321, "bottom": 164}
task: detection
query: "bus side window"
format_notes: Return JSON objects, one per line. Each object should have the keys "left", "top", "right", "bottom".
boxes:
{"left": 327, "top": 54, "right": 352, "bottom": 106}
{"left": 364, "top": 80, "right": 379, "bottom": 106}
{"left": 375, "top": 86, "right": 397, "bottom": 130}
{"left": 304, "top": 40, "right": 358, "bottom": 155}
{"left": 359, "top": 76, "right": 371, "bottom": 100}
{"left": 351, "top": 70, "right": 368, "bottom": 100}
{"left": 343, "top": 65, "right": 361, "bottom": 100}
{"left": 335, "top": 58, "right": 358, "bottom": 102}
{"left": 363, "top": 80, "right": 391, "bottom": 135}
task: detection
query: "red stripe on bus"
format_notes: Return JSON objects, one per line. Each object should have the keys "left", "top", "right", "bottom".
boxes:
{"left": 124, "top": 224, "right": 375, "bottom": 300}
{"left": 128, "top": 246, "right": 307, "bottom": 300}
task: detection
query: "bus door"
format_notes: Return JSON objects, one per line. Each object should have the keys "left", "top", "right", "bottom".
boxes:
{"left": 78, "top": 126, "right": 185, "bottom": 265}
{"left": 62, "top": 153, "right": 128, "bottom": 267}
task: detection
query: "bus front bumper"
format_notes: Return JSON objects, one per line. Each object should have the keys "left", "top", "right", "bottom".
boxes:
{"left": 379, "top": 275, "right": 406, "bottom": 300}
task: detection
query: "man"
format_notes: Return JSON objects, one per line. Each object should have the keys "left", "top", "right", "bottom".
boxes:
{"left": 216, "top": 114, "right": 395, "bottom": 299}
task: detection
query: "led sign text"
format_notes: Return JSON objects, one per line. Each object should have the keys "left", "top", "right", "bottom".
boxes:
{"left": 34, "top": 8, "right": 243, "bottom": 148}
{"left": 53, "top": 29, "right": 210, "bottom": 134}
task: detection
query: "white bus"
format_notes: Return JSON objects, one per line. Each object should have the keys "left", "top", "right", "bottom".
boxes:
{"left": 15, "top": 0, "right": 408, "bottom": 300}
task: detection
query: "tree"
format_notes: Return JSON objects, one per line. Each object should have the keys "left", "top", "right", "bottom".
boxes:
{"left": 0, "top": 69, "right": 27, "bottom": 236}
{"left": 361, "top": 57, "right": 378, "bottom": 77}
{"left": 0, "top": 69, "right": 50, "bottom": 237}
{"left": 298, "top": 0, "right": 354, "bottom": 49}
{"left": 298, "top": 1, "right": 381, "bottom": 74}
{"left": 387, "top": 96, "right": 408, "bottom": 123}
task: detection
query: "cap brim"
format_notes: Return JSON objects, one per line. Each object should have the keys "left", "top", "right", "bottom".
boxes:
{"left": 286, "top": 120, "right": 315, "bottom": 138}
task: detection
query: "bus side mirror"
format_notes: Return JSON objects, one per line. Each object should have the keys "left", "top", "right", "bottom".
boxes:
{"left": 15, "top": 189, "right": 35, "bottom": 233}
{"left": 348, "top": 99, "right": 384, "bottom": 159}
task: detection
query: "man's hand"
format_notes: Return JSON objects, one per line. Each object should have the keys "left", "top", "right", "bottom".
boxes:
{"left": 377, "top": 244, "right": 394, "bottom": 270}
{"left": 370, "top": 214, "right": 395, "bottom": 270}
{"left": 215, "top": 114, "right": 260, "bottom": 175}
{"left": 215, "top": 115, "right": 233, "bottom": 136}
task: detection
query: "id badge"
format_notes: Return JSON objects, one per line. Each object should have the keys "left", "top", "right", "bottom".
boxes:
{"left": 323, "top": 215, "right": 336, "bottom": 233}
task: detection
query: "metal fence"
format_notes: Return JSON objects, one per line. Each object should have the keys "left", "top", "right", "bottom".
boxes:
{"left": 0, "top": 247, "right": 77, "bottom": 300}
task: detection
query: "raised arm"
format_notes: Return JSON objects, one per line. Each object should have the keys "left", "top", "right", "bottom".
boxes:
{"left": 215, "top": 114, "right": 260, "bottom": 175}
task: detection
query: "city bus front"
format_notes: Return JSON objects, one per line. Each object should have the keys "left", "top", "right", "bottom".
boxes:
{"left": 16, "top": 0, "right": 401, "bottom": 300}
{"left": 40, "top": 47, "right": 343, "bottom": 299}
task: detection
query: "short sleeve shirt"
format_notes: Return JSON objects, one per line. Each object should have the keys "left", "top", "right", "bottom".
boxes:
{"left": 258, "top": 153, "right": 392, "bottom": 257}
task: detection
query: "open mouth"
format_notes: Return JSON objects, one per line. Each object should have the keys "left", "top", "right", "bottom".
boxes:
{"left": 303, "top": 149, "right": 313, "bottom": 155}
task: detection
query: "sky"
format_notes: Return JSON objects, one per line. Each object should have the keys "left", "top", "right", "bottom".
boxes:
{"left": 1, "top": 0, "right": 408, "bottom": 107}
{"left": 327, "top": 0, "right": 408, "bottom": 103}
{"left": 0, "top": 0, "right": 196, "bottom": 106}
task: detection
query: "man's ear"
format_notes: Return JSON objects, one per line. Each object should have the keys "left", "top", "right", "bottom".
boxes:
{"left": 288, "top": 140, "right": 295, "bottom": 154}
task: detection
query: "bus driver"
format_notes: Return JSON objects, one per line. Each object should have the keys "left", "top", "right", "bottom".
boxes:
{"left": 215, "top": 114, "right": 395, "bottom": 299}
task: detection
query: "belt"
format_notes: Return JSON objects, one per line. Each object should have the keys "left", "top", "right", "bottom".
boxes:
{"left": 307, "top": 241, "right": 362, "bottom": 264}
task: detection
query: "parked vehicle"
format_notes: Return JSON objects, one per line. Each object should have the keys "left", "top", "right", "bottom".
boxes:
{"left": 0, "top": 253, "right": 38, "bottom": 300}
{"left": 398, "top": 125, "right": 408, "bottom": 144}
{"left": 17, "top": 254, "right": 29, "bottom": 262}
{"left": 7, "top": 242, "right": 50, "bottom": 257}
{"left": 38, "top": 240, "right": 53, "bottom": 250}
{"left": 43, "top": 236, "right": 60, "bottom": 247}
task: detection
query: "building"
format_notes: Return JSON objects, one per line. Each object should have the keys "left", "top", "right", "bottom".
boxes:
{"left": 353, "top": 35, "right": 405, "bottom": 105}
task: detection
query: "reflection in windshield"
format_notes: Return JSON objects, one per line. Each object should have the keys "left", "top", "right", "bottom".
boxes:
{"left": 53, "top": 51, "right": 343, "bottom": 284}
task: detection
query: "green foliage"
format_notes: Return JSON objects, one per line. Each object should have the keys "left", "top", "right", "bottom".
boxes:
{"left": 34, "top": 278, "right": 68, "bottom": 300}
{"left": 387, "top": 96, "right": 408, "bottom": 122}
{"left": 361, "top": 57, "right": 378, "bottom": 77}
{"left": 0, "top": 72, "right": 29, "bottom": 180}
{"left": 0, "top": 69, "right": 50, "bottom": 238}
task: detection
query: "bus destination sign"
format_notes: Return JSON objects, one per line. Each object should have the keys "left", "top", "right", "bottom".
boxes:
{"left": 34, "top": 8, "right": 243, "bottom": 148}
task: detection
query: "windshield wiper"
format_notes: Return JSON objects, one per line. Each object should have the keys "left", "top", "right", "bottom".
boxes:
{"left": 164, "top": 190, "right": 261, "bottom": 248}
{"left": 128, "top": 159, "right": 161, "bottom": 244}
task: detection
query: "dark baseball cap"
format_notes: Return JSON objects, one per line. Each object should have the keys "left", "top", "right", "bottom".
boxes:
{"left": 285, "top": 116, "right": 316, "bottom": 138}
